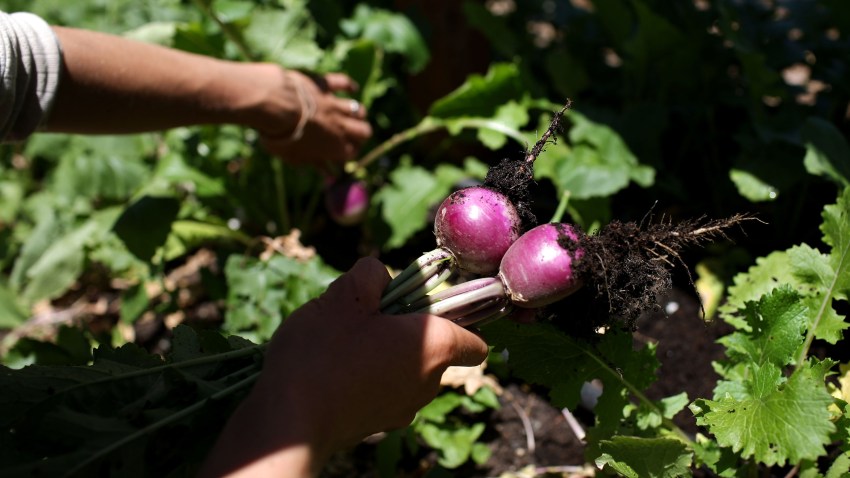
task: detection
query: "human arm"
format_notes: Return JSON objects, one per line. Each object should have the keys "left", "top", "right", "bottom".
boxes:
{"left": 197, "top": 257, "right": 490, "bottom": 477}
{"left": 48, "top": 26, "right": 372, "bottom": 165}
{"left": 0, "top": 11, "right": 371, "bottom": 165}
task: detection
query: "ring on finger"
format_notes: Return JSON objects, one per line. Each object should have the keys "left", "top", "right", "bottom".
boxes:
{"left": 348, "top": 99, "right": 362, "bottom": 116}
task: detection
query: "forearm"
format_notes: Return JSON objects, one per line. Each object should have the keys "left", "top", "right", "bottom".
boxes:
{"left": 198, "top": 384, "right": 330, "bottom": 478}
{"left": 47, "top": 26, "right": 296, "bottom": 134}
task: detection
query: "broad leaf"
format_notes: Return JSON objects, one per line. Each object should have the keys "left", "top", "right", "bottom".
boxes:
{"left": 113, "top": 196, "right": 181, "bottom": 263}
{"left": 374, "top": 158, "right": 485, "bottom": 250}
{"left": 429, "top": 63, "right": 523, "bottom": 119}
{"left": 596, "top": 436, "right": 693, "bottom": 478}
{"left": 693, "top": 360, "right": 836, "bottom": 466}
{"left": 0, "top": 326, "right": 260, "bottom": 476}
{"left": 482, "top": 320, "right": 658, "bottom": 460}
{"left": 535, "top": 111, "right": 654, "bottom": 200}
{"left": 340, "top": 5, "right": 429, "bottom": 73}
{"left": 20, "top": 208, "right": 122, "bottom": 303}
{"left": 243, "top": 6, "right": 323, "bottom": 68}
{"left": 718, "top": 286, "right": 807, "bottom": 367}
{"left": 801, "top": 117, "right": 850, "bottom": 187}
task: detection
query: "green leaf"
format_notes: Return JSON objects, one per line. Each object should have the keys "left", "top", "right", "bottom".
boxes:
{"left": 729, "top": 168, "right": 779, "bottom": 202}
{"left": 535, "top": 111, "right": 654, "bottom": 200}
{"left": 475, "top": 101, "right": 530, "bottom": 150}
{"left": 120, "top": 283, "right": 149, "bottom": 323}
{"left": 825, "top": 451, "right": 850, "bottom": 478}
{"left": 224, "top": 254, "right": 340, "bottom": 342}
{"left": 821, "top": 187, "right": 850, "bottom": 302}
{"left": 694, "top": 360, "right": 836, "bottom": 466}
{"left": 374, "top": 159, "right": 475, "bottom": 250}
{"left": 337, "top": 39, "right": 389, "bottom": 110}
{"left": 50, "top": 135, "right": 154, "bottom": 201}
{"left": 429, "top": 63, "right": 522, "bottom": 119}
{"left": 418, "top": 392, "right": 465, "bottom": 424}
{"left": 595, "top": 436, "right": 693, "bottom": 478}
{"left": 629, "top": 392, "right": 690, "bottom": 431}
{"left": 340, "top": 5, "right": 429, "bottom": 73}
{"left": 112, "top": 196, "right": 181, "bottom": 263}
{"left": 717, "top": 286, "right": 807, "bottom": 367}
{"left": 123, "top": 21, "right": 178, "bottom": 46}
{"left": 20, "top": 208, "right": 122, "bottom": 303}
{"left": 153, "top": 152, "right": 225, "bottom": 198}
{"left": 243, "top": 7, "right": 323, "bottom": 68}
{"left": 415, "top": 421, "right": 486, "bottom": 469}
{"left": 162, "top": 220, "right": 249, "bottom": 262}
{"left": 801, "top": 117, "right": 850, "bottom": 187}
{"left": 720, "top": 250, "right": 795, "bottom": 318}
{"left": 0, "top": 284, "right": 26, "bottom": 328}
{"left": 482, "top": 320, "right": 658, "bottom": 459}
{"left": 0, "top": 328, "right": 262, "bottom": 476}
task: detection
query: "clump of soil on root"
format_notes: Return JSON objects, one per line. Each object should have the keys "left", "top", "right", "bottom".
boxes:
{"left": 547, "top": 214, "right": 754, "bottom": 334}
{"left": 483, "top": 100, "right": 571, "bottom": 232}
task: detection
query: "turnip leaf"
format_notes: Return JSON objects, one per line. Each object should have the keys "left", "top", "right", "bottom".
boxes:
{"left": 595, "top": 436, "right": 693, "bottom": 478}
{"left": 692, "top": 360, "right": 835, "bottom": 467}
{"left": 717, "top": 286, "right": 807, "bottom": 367}
{"left": 374, "top": 158, "right": 485, "bottom": 250}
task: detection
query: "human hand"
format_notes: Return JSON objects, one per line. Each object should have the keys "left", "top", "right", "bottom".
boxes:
{"left": 248, "top": 67, "right": 373, "bottom": 169}
{"left": 199, "top": 256, "right": 489, "bottom": 477}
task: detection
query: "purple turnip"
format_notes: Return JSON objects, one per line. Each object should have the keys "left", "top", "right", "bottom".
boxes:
{"left": 434, "top": 186, "right": 522, "bottom": 275}
{"left": 379, "top": 187, "right": 522, "bottom": 311}
{"left": 498, "top": 223, "right": 584, "bottom": 308}
{"left": 325, "top": 176, "right": 369, "bottom": 226}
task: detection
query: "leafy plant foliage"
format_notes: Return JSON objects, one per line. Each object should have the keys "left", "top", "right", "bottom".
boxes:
{"left": 2, "top": 0, "right": 850, "bottom": 476}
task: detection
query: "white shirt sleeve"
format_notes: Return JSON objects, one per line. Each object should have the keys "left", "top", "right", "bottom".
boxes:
{"left": 0, "top": 11, "right": 63, "bottom": 142}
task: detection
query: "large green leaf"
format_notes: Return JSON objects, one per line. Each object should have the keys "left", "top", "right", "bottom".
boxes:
{"left": 0, "top": 326, "right": 260, "bottom": 476}
{"left": 340, "top": 4, "right": 429, "bottom": 73}
{"left": 717, "top": 286, "right": 807, "bottom": 367}
{"left": 693, "top": 360, "right": 835, "bottom": 467}
{"left": 49, "top": 135, "right": 155, "bottom": 201}
{"left": 374, "top": 158, "right": 485, "bottom": 250}
{"left": 243, "top": 6, "right": 323, "bottom": 68}
{"left": 429, "top": 63, "right": 523, "bottom": 119}
{"left": 534, "top": 111, "right": 654, "bottom": 199}
{"left": 112, "top": 196, "right": 181, "bottom": 263}
{"left": 17, "top": 208, "right": 122, "bottom": 304}
{"left": 0, "top": 284, "right": 26, "bottom": 328}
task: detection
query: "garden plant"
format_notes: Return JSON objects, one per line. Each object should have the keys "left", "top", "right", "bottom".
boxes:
{"left": 1, "top": 0, "right": 849, "bottom": 476}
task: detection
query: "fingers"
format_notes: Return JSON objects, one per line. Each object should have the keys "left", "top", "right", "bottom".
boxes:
{"left": 323, "top": 73, "right": 359, "bottom": 93}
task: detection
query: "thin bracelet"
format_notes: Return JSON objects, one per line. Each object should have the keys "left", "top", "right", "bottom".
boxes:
{"left": 287, "top": 71, "right": 317, "bottom": 141}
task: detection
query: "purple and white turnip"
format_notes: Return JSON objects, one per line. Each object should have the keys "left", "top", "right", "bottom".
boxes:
{"left": 380, "top": 100, "right": 753, "bottom": 330}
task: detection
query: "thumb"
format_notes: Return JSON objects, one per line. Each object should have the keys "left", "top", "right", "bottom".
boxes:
{"left": 441, "top": 319, "right": 490, "bottom": 367}
{"left": 322, "top": 256, "right": 391, "bottom": 312}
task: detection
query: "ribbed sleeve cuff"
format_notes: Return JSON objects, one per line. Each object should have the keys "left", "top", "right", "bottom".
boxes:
{"left": 0, "top": 11, "right": 63, "bottom": 141}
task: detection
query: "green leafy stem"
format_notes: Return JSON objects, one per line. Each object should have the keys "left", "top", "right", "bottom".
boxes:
{"left": 43, "top": 343, "right": 267, "bottom": 474}
{"left": 61, "top": 343, "right": 266, "bottom": 397}
{"left": 67, "top": 363, "right": 262, "bottom": 475}
{"left": 797, "top": 244, "right": 850, "bottom": 368}
{"left": 578, "top": 341, "right": 695, "bottom": 446}
{"left": 352, "top": 116, "right": 528, "bottom": 173}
